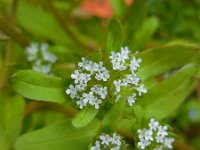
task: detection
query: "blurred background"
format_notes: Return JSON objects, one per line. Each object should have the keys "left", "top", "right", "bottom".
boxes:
{"left": 1, "top": 0, "right": 200, "bottom": 149}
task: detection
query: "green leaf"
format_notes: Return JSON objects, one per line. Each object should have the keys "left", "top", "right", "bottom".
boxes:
{"left": 130, "top": 17, "right": 159, "bottom": 51}
{"left": 109, "top": 0, "right": 126, "bottom": 17}
{"left": 72, "top": 106, "right": 99, "bottom": 128}
{"left": 140, "top": 64, "right": 197, "bottom": 120}
{"left": 10, "top": 70, "right": 66, "bottom": 103}
{"left": 106, "top": 19, "right": 125, "bottom": 53}
{"left": 137, "top": 44, "right": 200, "bottom": 81}
{"left": 17, "top": 1, "right": 72, "bottom": 46}
{"left": 0, "top": 93, "right": 25, "bottom": 150}
{"left": 14, "top": 119, "right": 101, "bottom": 150}
{"left": 103, "top": 102, "right": 125, "bottom": 130}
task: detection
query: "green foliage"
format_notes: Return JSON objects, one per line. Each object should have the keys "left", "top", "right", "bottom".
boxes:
{"left": 0, "top": 93, "right": 25, "bottom": 150}
{"left": 14, "top": 119, "right": 100, "bottom": 150}
{"left": 72, "top": 106, "right": 99, "bottom": 128}
{"left": 10, "top": 70, "right": 67, "bottom": 103}
{"left": 1, "top": 0, "right": 200, "bottom": 149}
{"left": 140, "top": 64, "right": 197, "bottom": 120}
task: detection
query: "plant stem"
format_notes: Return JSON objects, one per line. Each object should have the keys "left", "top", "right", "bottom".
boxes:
{"left": 44, "top": 1, "right": 95, "bottom": 52}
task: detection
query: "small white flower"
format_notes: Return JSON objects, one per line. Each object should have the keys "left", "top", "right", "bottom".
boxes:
{"left": 110, "top": 133, "right": 121, "bottom": 146}
{"left": 127, "top": 93, "right": 136, "bottom": 106}
{"left": 89, "top": 97, "right": 102, "bottom": 109}
{"left": 26, "top": 43, "right": 39, "bottom": 61}
{"left": 90, "top": 141, "right": 101, "bottom": 150}
{"left": 100, "top": 134, "right": 111, "bottom": 146}
{"left": 129, "top": 57, "right": 142, "bottom": 72}
{"left": 155, "top": 134, "right": 165, "bottom": 143}
{"left": 157, "top": 126, "right": 168, "bottom": 138}
{"left": 144, "top": 130, "right": 153, "bottom": 141}
{"left": 154, "top": 146, "right": 163, "bottom": 150}
{"left": 149, "top": 118, "right": 159, "bottom": 131}
{"left": 163, "top": 138, "right": 175, "bottom": 149}
{"left": 82, "top": 92, "right": 95, "bottom": 104}
{"left": 113, "top": 80, "right": 122, "bottom": 93}
{"left": 41, "top": 43, "right": 57, "bottom": 63}
{"left": 137, "top": 84, "right": 147, "bottom": 96}
{"left": 66, "top": 84, "right": 78, "bottom": 99}
{"left": 125, "top": 74, "right": 140, "bottom": 86}
{"left": 78, "top": 57, "right": 88, "bottom": 70}
{"left": 120, "top": 46, "right": 130, "bottom": 60}
{"left": 138, "top": 138, "right": 151, "bottom": 149}
{"left": 76, "top": 99, "right": 86, "bottom": 109}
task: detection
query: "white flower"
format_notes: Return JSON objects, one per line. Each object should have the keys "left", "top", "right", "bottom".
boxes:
{"left": 95, "top": 69, "right": 110, "bottom": 81}
{"left": 76, "top": 99, "right": 86, "bottom": 109}
{"left": 113, "top": 80, "right": 122, "bottom": 93}
{"left": 78, "top": 57, "right": 88, "bottom": 70}
{"left": 157, "top": 126, "right": 168, "bottom": 138}
{"left": 75, "top": 84, "right": 87, "bottom": 92}
{"left": 124, "top": 74, "right": 140, "bottom": 86}
{"left": 90, "top": 141, "right": 101, "bottom": 150}
{"left": 138, "top": 138, "right": 151, "bottom": 149}
{"left": 110, "top": 133, "right": 121, "bottom": 146}
{"left": 137, "top": 84, "right": 147, "bottom": 96}
{"left": 66, "top": 84, "right": 78, "bottom": 99}
{"left": 127, "top": 93, "right": 136, "bottom": 106}
{"left": 120, "top": 46, "right": 130, "bottom": 60}
{"left": 91, "top": 85, "right": 107, "bottom": 99}
{"left": 155, "top": 134, "right": 165, "bottom": 143}
{"left": 144, "top": 130, "right": 153, "bottom": 141}
{"left": 26, "top": 43, "right": 39, "bottom": 61}
{"left": 41, "top": 43, "right": 57, "bottom": 63}
{"left": 149, "top": 118, "right": 159, "bottom": 131}
{"left": 89, "top": 97, "right": 102, "bottom": 109}
{"left": 82, "top": 92, "right": 95, "bottom": 104}
{"left": 138, "top": 129, "right": 147, "bottom": 140}
{"left": 100, "top": 134, "right": 111, "bottom": 146}
{"left": 71, "top": 70, "right": 91, "bottom": 84}
{"left": 129, "top": 57, "right": 142, "bottom": 72}
{"left": 163, "top": 138, "right": 174, "bottom": 149}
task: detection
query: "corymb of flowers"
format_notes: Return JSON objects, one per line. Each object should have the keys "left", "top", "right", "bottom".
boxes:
{"left": 26, "top": 42, "right": 57, "bottom": 75}
{"left": 90, "top": 133, "right": 122, "bottom": 150}
{"left": 66, "top": 46, "right": 147, "bottom": 109}
{"left": 137, "top": 118, "right": 175, "bottom": 150}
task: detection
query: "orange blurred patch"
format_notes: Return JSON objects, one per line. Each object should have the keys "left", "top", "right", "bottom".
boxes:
{"left": 80, "top": 0, "right": 133, "bottom": 19}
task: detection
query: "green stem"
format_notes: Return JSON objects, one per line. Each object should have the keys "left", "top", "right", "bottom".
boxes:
{"left": 44, "top": 1, "right": 95, "bottom": 52}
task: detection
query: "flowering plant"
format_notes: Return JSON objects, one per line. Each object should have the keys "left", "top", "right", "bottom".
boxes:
{"left": 0, "top": 0, "right": 200, "bottom": 150}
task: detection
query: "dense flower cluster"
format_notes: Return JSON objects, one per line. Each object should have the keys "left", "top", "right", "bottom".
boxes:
{"left": 66, "top": 47, "right": 147, "bottom": 109}
{"left": 90, "top": 133, "right": 122, "bottom": 150}
{"left": 26, "top": 43, "right": 57, "bottom": 74}
{"left": 137, "top": 118, "right": 175, "bottom": 150}
{"left": 109, "top": 47, "right": 147, "bottom": 106}
{"left": 66, "top": 58, "right": 110, "bottom": 109}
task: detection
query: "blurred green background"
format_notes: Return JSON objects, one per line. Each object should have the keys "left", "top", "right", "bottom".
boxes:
{"left": 1, "top": 0, "right": 200, "bottom": 150}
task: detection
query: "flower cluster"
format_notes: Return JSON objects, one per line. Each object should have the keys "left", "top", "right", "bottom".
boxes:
{"left": 109, "top": 47, "right": 147, "bottom": 106}
{"left": 66, "top": 58, "right": 110, "bottom": 109}
{"left": 26, "top": 42, "right": 57, "bottom": 74}
{"left": 137, "top": 118, "right": 175, "bottom": 150}
{"left": 91, "top": 133, "right": 122, "bottom": 150}
{"left": 66, "top": 47, "right": 147, "bottom": 109}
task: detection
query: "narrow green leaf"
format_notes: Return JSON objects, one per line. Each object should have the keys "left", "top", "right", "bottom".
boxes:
{"left": 72, "top": 106, "right": 99, "bottom": 128}
{"left": 103, "top": 102, "right": 125, "bottom": 130}
{"left": 130, "top": 17, "right": 159, "bottom": 51}
{"left": 140, "top": 64, "right": 197, "bottom": 120}
{"left": 137, "top": 44, "right": 200, "bottom": 81}
{"left": 107, "top": 19, "right": 125, "bottom": 53}
{"left": 10, "top": 70, "right": 66, "bottom": 103}
{"left": 0, "top": 93, "right": 25, "bottom": 150}
{"left": 14, "top": 119, "right": 100, "bottom": 150}
{"left": 109, "top": 0, "right": 126, "bottom": 17}
{"left": 17, "top": 2, "right": 72, "bottom": 46}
